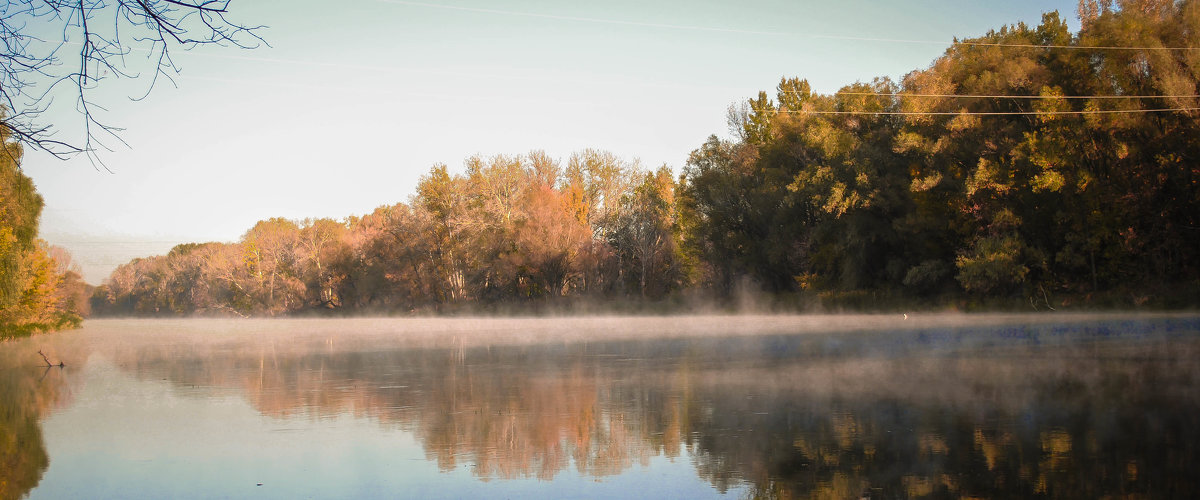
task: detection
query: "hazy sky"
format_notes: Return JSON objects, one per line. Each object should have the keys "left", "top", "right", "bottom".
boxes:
{"left": 22, "top": 0, "right": 1080, "bottom": 283}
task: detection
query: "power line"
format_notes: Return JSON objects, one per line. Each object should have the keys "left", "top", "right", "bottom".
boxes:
{"left": 777, "top": 107, "right": 1200, "bottom": 116}
{"left": 381, "top": 0, "right": 1200, "bottom": 52}
{"left": 950, "top": 40, "right": 1196, "bottom": 51}
{"left": 44, "top": 241, "right": 196, "bottom": 245}
{"left": 810, "top": 92, "right": 1200, "bottom": 100}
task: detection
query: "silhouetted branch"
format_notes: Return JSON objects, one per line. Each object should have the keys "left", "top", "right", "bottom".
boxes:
{"left": 0, "top": 0, "right": 265, "bottom": 165}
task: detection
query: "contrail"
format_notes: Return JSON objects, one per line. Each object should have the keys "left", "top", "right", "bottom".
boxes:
{"left": 377, "top": 0, "right": 796, "bottom": 37}
{"left": 379, "top": 1, "right": 1200, "bottom": 51}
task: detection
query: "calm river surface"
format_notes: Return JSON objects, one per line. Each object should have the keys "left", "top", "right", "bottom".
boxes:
{"left": 3, "top": 313, "right": 1200, "bottom": 499}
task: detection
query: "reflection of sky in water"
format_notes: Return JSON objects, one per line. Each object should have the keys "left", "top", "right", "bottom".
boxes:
{"left": 8, "top": 314, "right": 1200, "bottom": 499}
{"left": 31, "top": 356, "right": 740, "bottom": 499}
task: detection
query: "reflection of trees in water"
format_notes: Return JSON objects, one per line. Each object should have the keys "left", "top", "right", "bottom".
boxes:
{"left": 106, "top": 328, "right": 1200, "bottom": 497}
{"left": 0, "top": 367, "right": 48, "bottom": 500}
{"left": 683, "top": 342, "right": 1200, "bottom": 499}
{"left": 0, "top": 338, "right": 77, "bottom": 499}
{"left": 111, "top": 339, "right": 695, "bottom": 480}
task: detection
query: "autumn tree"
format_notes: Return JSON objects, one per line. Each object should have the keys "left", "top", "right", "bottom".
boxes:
{"left": 515, "top": 155, "right": 592, "bottom": 297}
{"left": 416, "top": 164, "right": 471, "bottom": 303}
{"left": 0, "top": 125, "right": 43, "bottom": 313}
{"left": 350, "top": 203, "right": 440, "bottom": 310}
{"left": 612, "top": 166, "right": 686, "bottom": 298}
{"left": 297, "top": 218, "right": 349, "bottom": 309}
{"left": 1, "top": 116, "right": 86, "bottom": 335}
{"left": 242, "top": 218, "right": 304, "bottom": 315}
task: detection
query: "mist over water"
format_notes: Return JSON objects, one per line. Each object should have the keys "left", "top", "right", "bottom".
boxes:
{"left": 5, "top": 313, "right": 1200, "bottom": 498}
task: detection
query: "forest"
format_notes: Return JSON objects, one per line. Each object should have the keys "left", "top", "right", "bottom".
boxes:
{"left": 6, "top": 2, "right": 1200, "bottom": 323}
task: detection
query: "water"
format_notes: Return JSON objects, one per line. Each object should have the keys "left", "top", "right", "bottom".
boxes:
{"left": 3, "top": 314, "right": 1200, "bottom": 499}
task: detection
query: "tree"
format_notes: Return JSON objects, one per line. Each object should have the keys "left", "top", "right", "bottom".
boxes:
{"left": 613, "top": 166, "right": 684, "bottom": 298}
{"left": 0, "top": 0, "right": 263, "bottom": 162}
{"left": 463, "top": 154, "right": 529, "bottom": 299}
{"left": 1, "top": 116, "right": 85, "bottom": 335}
{"left": 563, "top": 150, "right": 636, "bottom": 294}
{"left": 677, "top": 135, "right": 753, "bottom": 293}
{"left": 242, "top": 218, "right": 303, "bottom": 314}
{"left": 515, "top": 172, "right": 592, "bottom": 298}
{"left": 47, "top": 244, "right": 90, "bottom": 318}
{"left": 297, "top": 218, "right": 349, "bottom": 309}
{"left": 0, "top": 123, "right": 42, "bottom": 306}
{"left": 416, "top": 164, "right": 470, "bottom": 303}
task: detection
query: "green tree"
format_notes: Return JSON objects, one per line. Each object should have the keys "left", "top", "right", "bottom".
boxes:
{"left": 677, "top": 136, "right": 756, "bottom": 293}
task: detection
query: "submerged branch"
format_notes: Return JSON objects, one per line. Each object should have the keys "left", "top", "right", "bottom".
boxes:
{"left": 37, "top": 349, "right": 64, "bottom": 367}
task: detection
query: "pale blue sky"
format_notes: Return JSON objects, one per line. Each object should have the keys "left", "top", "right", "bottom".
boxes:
{"left": 22, "top": 0, "right": 1081, "bottom": 282}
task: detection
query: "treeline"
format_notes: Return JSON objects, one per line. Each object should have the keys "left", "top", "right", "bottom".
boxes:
{"left": 681, "top": 4, "right": 1200, "bottom": 304}
{"left": 93, "top": 151, "right": 687, "bottom": 316}
{"left": 0, "top": 123, "right": 90, "bottom": 338}
{"left": 94, "top": 3, "right": 1200, "bottom": 316}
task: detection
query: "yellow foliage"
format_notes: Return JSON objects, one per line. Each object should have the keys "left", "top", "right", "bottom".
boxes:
{"left": 1031, "top": 170, "right": 1066, "bottom": 193}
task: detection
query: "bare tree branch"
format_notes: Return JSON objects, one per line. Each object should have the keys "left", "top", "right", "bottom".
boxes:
{"left": 0, "top": 0, "right": 264, "bottom": 166}
{"left": 37, "top": 349, "right": 64, "bottom": 367}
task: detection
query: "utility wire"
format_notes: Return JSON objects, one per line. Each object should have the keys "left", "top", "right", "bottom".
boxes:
{"left": 949, "top": 40, "right": 1196, "bottom": 51}
{"left": 777, "top": 107, "right": 1200, "bottom": 116}
{"left": 797, "top": 92, "right": 1200, "bottom": 100}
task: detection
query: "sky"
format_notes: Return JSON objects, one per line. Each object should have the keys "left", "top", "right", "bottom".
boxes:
{"left": 20, "top": 0, "right": 1082, "bottom": 283}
